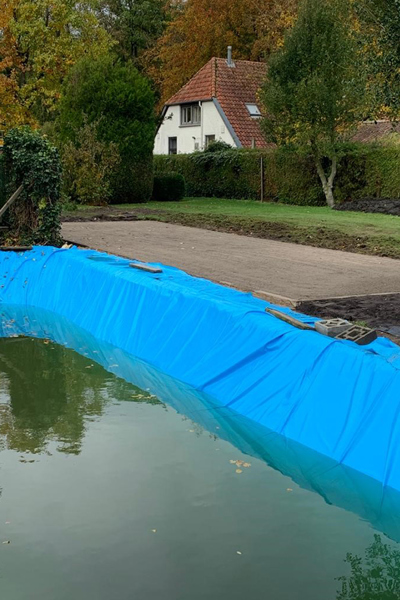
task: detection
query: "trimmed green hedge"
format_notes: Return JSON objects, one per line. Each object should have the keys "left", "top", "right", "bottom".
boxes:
{"left": 154, "top": 145, "right": 400, "bottom": 205}
{"left": 152, "top": 172, "right": 186, "bottom": 202}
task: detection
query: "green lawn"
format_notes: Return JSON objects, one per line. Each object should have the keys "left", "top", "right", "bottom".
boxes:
{"left": 65, "top": 197, "right": 400, "bottom": 258}
{"left": 134, "top": 198, "right": 400, "bottom": 240}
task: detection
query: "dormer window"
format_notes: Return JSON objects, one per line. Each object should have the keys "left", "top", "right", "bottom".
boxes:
{"left": 181, "top": 103, "right": 201, "bottom": 126}
{"left": 246, "top": 103, "right": 261, "bottom": 118}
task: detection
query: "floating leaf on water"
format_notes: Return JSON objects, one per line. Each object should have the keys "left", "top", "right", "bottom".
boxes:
{"left": 229, "top": 460, "right": 236, "bottom": 464}
{"left": 243, "top": 463, "right": 251, "bottom": 468}
{"left": 235, "top": 460, "right": 243, "bottom": 466}
{"left": 236, "top": 469, "right": 243, "bottom": 474}
{"left": 286, "top": 488, "right": 293, "bottom": 492}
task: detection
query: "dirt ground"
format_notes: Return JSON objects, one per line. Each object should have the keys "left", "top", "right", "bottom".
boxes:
{"left": 62, "top": 220, "right": 400, "bottom": 300}
{"left": 62, "top": 204, "right": 400, "bottom": 258}
{"left": 335, "top": 198, "right": 400, "bottom": 216}
{"left": 298, "top": 294, "right": 400, "bottom": 334}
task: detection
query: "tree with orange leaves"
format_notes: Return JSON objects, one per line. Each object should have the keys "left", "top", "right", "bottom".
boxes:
{"left": 145, "top": 0, "right": 298, "bottom": 105}
{"left": 0, "top": 0, "right": 113, "bottom": 130}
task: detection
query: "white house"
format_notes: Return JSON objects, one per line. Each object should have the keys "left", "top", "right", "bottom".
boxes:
{"left": 154, "top": 48, "right": 270, "bottom": 155}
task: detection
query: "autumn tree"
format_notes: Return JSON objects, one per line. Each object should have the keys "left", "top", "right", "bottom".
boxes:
{"left": 146, "top": 0, "right": 298, "bottom": 105}
{"left": 0, "top": 0, "right": 112, "bottom": 129}
{"left": 260, "top": 0, "right": 367, "bottom": 207}
{"left": 356, "top": 0, "right": 400, "bottom": 120}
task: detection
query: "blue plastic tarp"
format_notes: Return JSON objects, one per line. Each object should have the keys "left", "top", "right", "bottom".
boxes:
{"left": 0, "top": 246, "right": 400, "bottom": 490}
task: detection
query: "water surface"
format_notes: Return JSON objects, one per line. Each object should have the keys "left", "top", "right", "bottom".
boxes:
{"left": 0, "top": 308, "right": 399, "bottom": 599}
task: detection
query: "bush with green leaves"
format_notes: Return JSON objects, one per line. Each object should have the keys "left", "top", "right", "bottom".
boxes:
{"left": 62, "top": 120, "right": 120, "bottom": 205}
{"left": 204, "top": 140, "right": 233, "bottom": 153}
{"left": 56, "top": 54, "right": 156, "bottom": 203}
{"left": 152, "top": 173, "right": 186, "bottom": 202}
{"left": 154, "top": 145, "right": 400, "bottom": 204}
{"left": 3, "top": 127, "right": 62, "bottom": 245}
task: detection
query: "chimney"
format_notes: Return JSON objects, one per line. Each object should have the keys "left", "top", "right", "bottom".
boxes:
{"left": 227, "top": 46, "right": 235, "bottom": 68}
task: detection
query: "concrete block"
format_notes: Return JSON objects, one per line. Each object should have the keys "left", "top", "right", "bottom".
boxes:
{"left": 336, "top": 325, "right": 377, "bottom": 346}
{"left": 315, "top": 318, "right": 351, "bottom": 337}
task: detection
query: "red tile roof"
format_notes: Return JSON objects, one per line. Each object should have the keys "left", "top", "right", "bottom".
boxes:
{"left": 166, "top": 57, "right": 271, "bottom": 148}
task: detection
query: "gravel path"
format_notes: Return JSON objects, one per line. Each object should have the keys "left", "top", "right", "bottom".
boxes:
{"left": 62, "top": 220, "right": 400, "bottom": 301}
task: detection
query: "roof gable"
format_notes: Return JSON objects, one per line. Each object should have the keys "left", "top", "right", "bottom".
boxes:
{"left": 165, "top": 57, "right": 271, "bottom": 148}
{"left": 166, "top": 58, "right": 217, "bottom": 105}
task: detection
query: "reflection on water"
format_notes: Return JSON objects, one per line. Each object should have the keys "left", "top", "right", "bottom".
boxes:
{"left": 0, "top": 305, "right": 400, "bottom": 599}
{"left": 0, "top": 337, "right": 162, "bottom": 455}
{"left": 337, "top": 535, "right": 400, "bottom": 599}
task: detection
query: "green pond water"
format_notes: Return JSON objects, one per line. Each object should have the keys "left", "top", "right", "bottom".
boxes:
{"left": 0, "top": 331, "right": 400, "bottom": 599}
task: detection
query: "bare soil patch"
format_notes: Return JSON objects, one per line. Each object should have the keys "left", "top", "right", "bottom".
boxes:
{"left": 335, "top": 198, "right": 400, "bottom": 216}
{"left": 298, "top": 294, "right": 400, "bottom": 336}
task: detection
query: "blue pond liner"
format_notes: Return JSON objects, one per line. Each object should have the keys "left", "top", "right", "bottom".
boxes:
{"left": 1, "top": 302, "right": 400, "bottom": 543}
{"left": 0, "top": 245, "right": 400, "bottom": 491}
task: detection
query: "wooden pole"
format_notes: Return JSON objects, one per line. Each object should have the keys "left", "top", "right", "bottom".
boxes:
{"left": 0, "top": 184, "right": 24, "bottom": 221}
{"left": 260, "top": 155, "right": 264, "bottom": 202}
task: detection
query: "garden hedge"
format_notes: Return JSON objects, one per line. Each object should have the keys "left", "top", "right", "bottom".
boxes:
{"left": 154, "top": 144, "right": 400, "bottom": 205}
{"left": 152, "top": 173, "right": 186, "bottom": 202}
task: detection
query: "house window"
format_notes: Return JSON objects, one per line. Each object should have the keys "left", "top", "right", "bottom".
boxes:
{"left": 246, "top": 103, "right": 261, "bottom": 118}
{"left": 181, "top": 103, "right": 201, "bottom": 126}
{"left": 168, "top": 137, "right": 177, "bottom": 155}
{"left": 205, "top": 135, "right": 215, "bottom": 148}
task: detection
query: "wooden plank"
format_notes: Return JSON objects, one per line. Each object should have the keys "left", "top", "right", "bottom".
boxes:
{"left": 129, "top": 262, "right": 162, "bottom": 274}
{"left": 265, "top": 307, "right": 315, "bottom": 331}
{"left": 0, "top": 184, "right": 24, "bottom": 221}
{"left": 0, "top": 246, "right": 32, "bottom": 252}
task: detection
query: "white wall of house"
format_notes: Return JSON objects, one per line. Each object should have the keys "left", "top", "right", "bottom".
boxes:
{"left": 153, "top": 100, "right": 237, "bottom": 155}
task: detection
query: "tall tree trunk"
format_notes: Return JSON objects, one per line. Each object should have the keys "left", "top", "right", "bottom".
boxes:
{"left": 315, "top": 156, "right": 337, "bottom": 208}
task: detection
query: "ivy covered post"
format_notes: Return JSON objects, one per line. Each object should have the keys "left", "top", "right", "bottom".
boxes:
{"left": 3, "top": 127, "right": 62, "bottom": 245}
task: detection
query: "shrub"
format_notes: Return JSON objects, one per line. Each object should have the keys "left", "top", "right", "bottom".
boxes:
{"left": 152, "top": 172, "right": 186, "bottom": 202}
{"left": 154, "top": 148, "right": 325, "bottom": 203}
{"left": 56, "top": 54, "right": 156, "bottom": 204}
{"left": 62, "top": 120, "right": 120, "bottom": 204}
{"left": 3, "top": 127, "right": 62, "bottom": 245}
{"left": 154, "top": 144, "right": 400, "bottom": 204}
{"left": 204, "top": 140, "right": 233, "bottom": 153}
